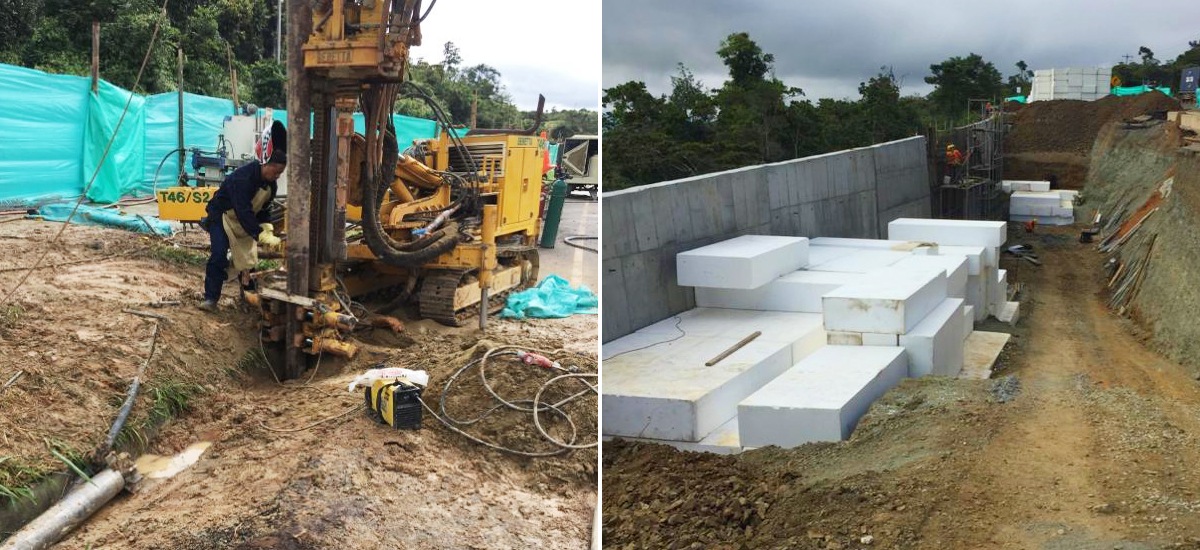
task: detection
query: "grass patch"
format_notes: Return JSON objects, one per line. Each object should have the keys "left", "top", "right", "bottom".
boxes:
{"left": 46, "top": 439, "right": 90, "bottom": 484}
{"left": 229, "top": 347, "right": 269, "bottom": 378}
{"left": 0, "top": 456, "right": 42, "bottom": 506}
{"left": 113, "top": 379, "right": 205, "bottom": 451}
{"left": 149, "top": 244, "right": 207, "bottom": 267}
{"left": 0, "top": 304, "right": 23, "bottom": 328}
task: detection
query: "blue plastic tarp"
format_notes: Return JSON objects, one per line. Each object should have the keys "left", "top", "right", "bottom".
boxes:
{"left": 500, "top": 275, "right": 598, "bottom": 320}
{"left": 0, "top": 64, "right": 90, "bottom": 206}
{"left": 38, "top": 203, "right": 174, "bottom": 235}
{"left": 85, "top": 80, "right": 146, "bottom": 203}
{"left": 143, "top": 92, "right": 236, "bottom": 193}
{"left": 1111, "top": 85, "right": 1173, "bottom": 97}
{"left": 0, "top": 62, "right": 450, "bottom": 207}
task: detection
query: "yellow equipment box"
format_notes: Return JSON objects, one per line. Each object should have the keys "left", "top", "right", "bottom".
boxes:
{"left": 156, "top": 186, "right": 215, "bottom": 222}
{"left": 363, "top": 377, "right": 423, "bottom": 430}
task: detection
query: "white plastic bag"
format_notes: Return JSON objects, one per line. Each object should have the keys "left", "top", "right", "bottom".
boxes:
{"left": 347, "top": 367, "right": 429, "bottom": 392}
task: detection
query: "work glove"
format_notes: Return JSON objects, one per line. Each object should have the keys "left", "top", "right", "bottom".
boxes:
{"left": 260, "top": 222, "right": 274, "bottom": 234}
{"left": 258, "top": 227, "right": 282, "bottom": 248}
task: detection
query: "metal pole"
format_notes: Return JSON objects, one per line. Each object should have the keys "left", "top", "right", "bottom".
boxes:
{"left": 285, "top": 0, "right": 313, "bottom": 379}
{"left": 177, "top": 47, "right": 185, "bottom": 186}
{"left": 276, "top": 0, "right": 283, "bottom": 63}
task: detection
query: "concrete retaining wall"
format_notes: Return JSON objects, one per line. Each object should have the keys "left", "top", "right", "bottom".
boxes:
{"left": 603, "top": 135, "right": 931, "bottom": 342}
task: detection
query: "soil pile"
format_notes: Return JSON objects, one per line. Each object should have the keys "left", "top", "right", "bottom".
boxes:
{"left": 1003, "top": 91, "right": 1180, "bottom": 188}
{"left": 603, "top": 378, "right": 1009, "bottom": 550}
{"left": 1006, "top": 91, "right": 1180, "bottom": 155}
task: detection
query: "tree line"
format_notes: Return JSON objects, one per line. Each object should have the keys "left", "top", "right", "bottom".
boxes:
{"left": 0, "top": 0, "right": 595, "bottom": 137}
{"left": 604, "top": 32, "right": 1200, "bottom": 191}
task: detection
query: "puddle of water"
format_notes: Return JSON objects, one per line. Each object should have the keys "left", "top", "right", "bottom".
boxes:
{"left": 134, "top": 442, "right": 212, "bottom": 479}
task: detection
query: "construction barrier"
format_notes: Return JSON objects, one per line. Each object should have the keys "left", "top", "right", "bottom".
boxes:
{"left": 0, "top": 63, "right": 444, "bottom": 207}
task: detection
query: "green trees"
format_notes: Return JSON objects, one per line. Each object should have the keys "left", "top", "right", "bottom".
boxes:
{"left": 0, "top": 5, "right": 601, "bottom": 132}
{"left": 1006, "top": 60, "right": 1034, "bottom": 96}
{"left": 1113, "top": 42, "right": 1200, "bottom": 89}
{"left": 394, "top": 42, "right": 525, "bottom": 129}
{"left": 603, "top": 33, "right": 930, "bottom": 191}
{"left": 924, "top": 53, "right": 1003, "bottom": 121}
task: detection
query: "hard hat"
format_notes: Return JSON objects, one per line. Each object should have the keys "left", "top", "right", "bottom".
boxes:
{"left": 946, "top": 144, "right": 956, "bottom": 150}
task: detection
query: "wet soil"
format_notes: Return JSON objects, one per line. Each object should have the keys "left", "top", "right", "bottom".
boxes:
{"left": 0, "top": 218, "right": 597, "bottom": 549}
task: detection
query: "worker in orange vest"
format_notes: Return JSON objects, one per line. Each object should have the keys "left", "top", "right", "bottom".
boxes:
{"left": 945, "top": 143, "right": 965, "bottom": 183}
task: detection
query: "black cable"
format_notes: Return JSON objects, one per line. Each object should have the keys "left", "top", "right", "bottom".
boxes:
{"left": 563, "top": 235, "right": 597, "bottom": 253}
{"left": 150, "top": 147, "right": 187, "bottom": 192}
{"left": 402, "top": 79, "right": 482, "bottom": 213}
{"left": 414, "top": 0, "right": 437, "bottom": 25}
{"left": 428, "top": 346, "right": 597, "bottom": 457}
{"left": 603, "top": 316, "right": 686, "bottom": 360}
{"left": 360, "top": 101, "right": 461, "bottom": 266}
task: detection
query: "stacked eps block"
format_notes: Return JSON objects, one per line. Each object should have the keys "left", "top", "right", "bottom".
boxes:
{"left": 737, "top": 345, "right": 908, "bottom": 448}
{"left": 602, "top": 308, "right": 826, "bottom": 442}
{"left": 1009, "top": 190, "right": 1077, "bottom": 226}
{"left": 676, "top": 235, "right": 809, "bottom": 289}
{"left": 1029, "top": 67, "right": 1113, "bottom": 102}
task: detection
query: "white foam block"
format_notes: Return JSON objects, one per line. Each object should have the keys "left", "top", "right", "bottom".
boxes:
{"left": 677, "top": 235, "right": 810, "bottom": 290}
{"left": 1003, "top": 180, "right": 1051, "bottom": 192}
{"left": 892, "top": 255, "right": 968, "bottom": 299}
{"left": 737, "top": 346, "right": 908, "bottom": 448}
{"left": 899, "top": 298, "right": 966, "bottom": 377}
{"left": 827, "top": 330, "right": 863, "bottom": 345}
{"left": 863, "top": 332, "right": 899, "bottom": 346}
{"left": 888, "top": 218, "right": 1007, "bottom": 248}
{"left": 808, "top": 249, "right": 912, "bottom": 273}
{"left": 998, "top": 301, "right": 1020, "bottom": 325}
{"left": 962, "top": 305, "right": 975, "bottom": 339}
{"left": 695, "top": 270, "right": 863, "bottom": 313}
{"left": 967, "top": 274, "right": 986, "bottom": 321}
{"left": 603, "top": 309, "right": 825, "bottom": 441}
{"left": 826, "top": 331, "right": 899, "bottom": 346}
{"left": 989, "top": 269, "right": 1008, "bottom": 314}
{"left": 606, "top": 416, "right": 746, "bottom": 455}
{"left": 806, "top": 245, "right": 860, "bottom": 266}
{"left": 984, "top": 246, "right": 1000, "bottom": 269}
{"left": 822, "top": 267, "right": 947, "bottom": 334}
{"left": 935, "top": 245, "right": 985, "bottom": 275}
{"left": 810, "top": 237, "right": 937, "bottom": 252}
{"left": 1010, "top": 214, "right": 1074, "bottom": 226}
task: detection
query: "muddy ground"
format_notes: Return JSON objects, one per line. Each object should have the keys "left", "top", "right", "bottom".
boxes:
{"left": 0, "top": 200, "right": 598, "bottom": 549}
{"left": 603, "top": 223, "right": 1200, "bottom": 549}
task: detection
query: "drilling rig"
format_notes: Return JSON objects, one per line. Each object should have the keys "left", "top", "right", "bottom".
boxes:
{"left": 258, "top": 0, "right": 545, "bottom": 379}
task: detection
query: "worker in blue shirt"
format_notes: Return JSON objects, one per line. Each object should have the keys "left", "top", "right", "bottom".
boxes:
{"left": 200, "top": 121, "right": 286, "bottom": 311}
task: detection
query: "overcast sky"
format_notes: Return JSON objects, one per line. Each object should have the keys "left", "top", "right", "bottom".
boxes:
{"left": 419, "top": 1, "right": 599, "bottom": 112}
{"left": 603, "top": 0, "right": 1200, "bottom": 101}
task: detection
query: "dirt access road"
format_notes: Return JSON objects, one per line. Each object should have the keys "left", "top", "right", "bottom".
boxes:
{"left": 604, "top": 225, "right": 1200, "bottom": 549}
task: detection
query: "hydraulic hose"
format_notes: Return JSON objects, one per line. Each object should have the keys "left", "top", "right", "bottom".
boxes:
{"left": 360, "top": 120, "right": 461, "bottom": 266}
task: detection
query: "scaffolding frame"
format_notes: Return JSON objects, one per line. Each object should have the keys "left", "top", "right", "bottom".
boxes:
{"left": 935, "top": 99, "right": 1006, "bottom": 220}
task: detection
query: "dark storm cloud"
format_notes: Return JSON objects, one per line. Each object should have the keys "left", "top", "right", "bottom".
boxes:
{"left": 603, "top": 0, "right": 1200, "bottom": 100}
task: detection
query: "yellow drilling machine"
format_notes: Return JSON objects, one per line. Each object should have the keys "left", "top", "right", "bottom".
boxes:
{"left": 252, "top": 0, "right": 546, "bottom": 379}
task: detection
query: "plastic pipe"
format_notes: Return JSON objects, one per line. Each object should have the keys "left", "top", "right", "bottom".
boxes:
{"left": 0, "top": 469, "right": 124, "bottom": 550}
